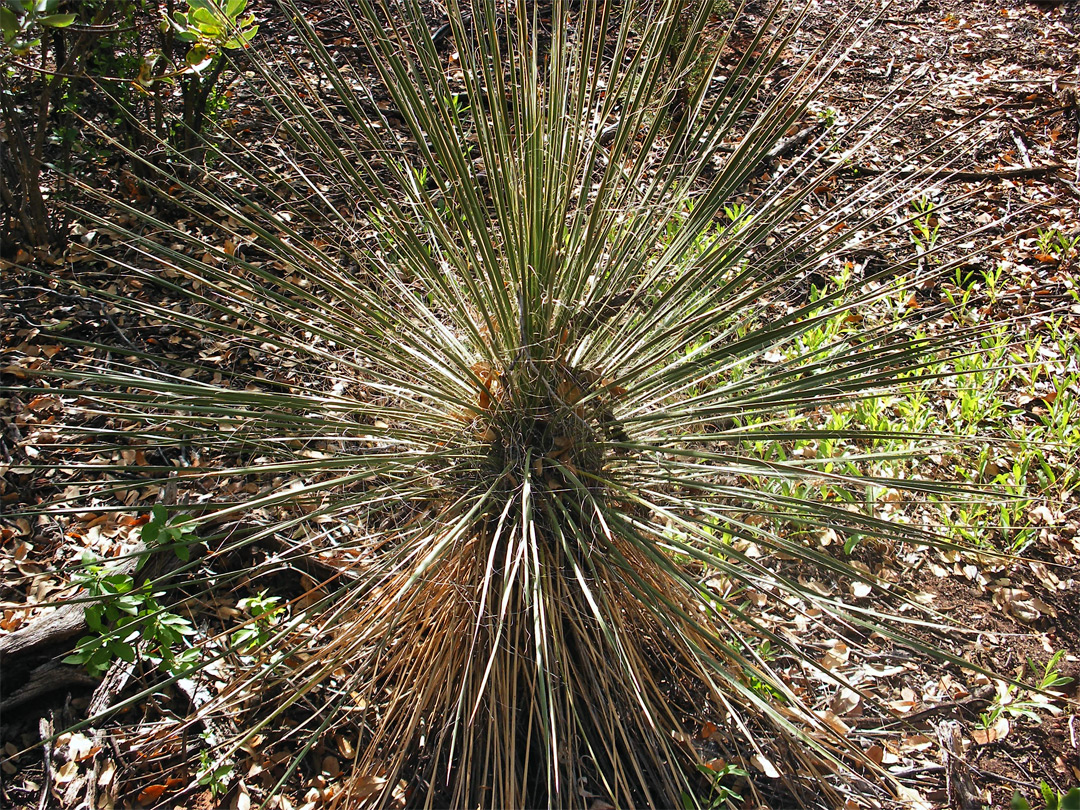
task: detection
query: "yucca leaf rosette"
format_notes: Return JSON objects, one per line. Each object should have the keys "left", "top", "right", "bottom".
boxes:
{"left": 9, "top": 0, "right": 1004, "bottom": 806}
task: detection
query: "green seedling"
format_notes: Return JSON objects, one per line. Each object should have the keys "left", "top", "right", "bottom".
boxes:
{"left": 979, "top": 651, "right": 1073, "bottom": 730}
{"left": 141, "top": 504, "right": 201, "bottom": 562}
{"left": 1012, "top": 783, "right": 1080, "bottom": 810}
{"left": 681, "top": 762, "right": 749, "bottom": 810}
{"left": 910, "top": 195, "right": 940, "bottom": 268}
{"left": 1036, "top": 227, "right": 1080, "bottom": 259}
{"left": 232, "top": 590, "right": 285, "bottom": 653}
{"left": 198, "top": 747, "right": 235, "bottom": 797}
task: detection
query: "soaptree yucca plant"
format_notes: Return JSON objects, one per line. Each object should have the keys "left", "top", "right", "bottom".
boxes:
{"left": 15, "top": 0, "right": 1004, "bottom": 806}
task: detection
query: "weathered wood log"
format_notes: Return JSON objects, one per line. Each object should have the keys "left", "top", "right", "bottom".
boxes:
{"left": 0, "top": 604, "right": 87, "bottom": 661}
{"left": 839, "top": 161, "right": 1067, "bottom": 182}
{"left": 0, "top": 662, "right": 98, "bottom": 714}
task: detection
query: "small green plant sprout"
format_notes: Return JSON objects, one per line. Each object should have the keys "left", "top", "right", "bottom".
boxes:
{"left": 682, "top": 762, "right": 748, "bottom": 810}
{"left": 1035, "top": 226, "right": 1080, "bottom": 262}
{"left": 445, "top": 91, "right": 468, "bottom": 118}
{"left": 0, "top": 0, "right": 76, "bottom": 57}
{"left": 910, "top": 194, "right": 941, "bottom": 257}
{"left": 978, "top": 651, "right": 1073, "bottom": 733}
{"left": 1033, "top": 651, "right": 1074, "bottom": 695}
{"left": 981, "top": 262, "right": 1005, "bottom": 302}
{"left": 197, "top": 747, "right": 235, "bottom": 797}
{"left": 1036, "top": 227, "right": 1056, "bottom": 256}
{"left": 231, "top": 590, "right": 284, "bottom": 653}
{"left": 1011, "top": 782, "right": 1080, "bottom": 810}
{"left": 141, "top": 504, "right": 201, "bottom": 562}
{"left": 63, "top": 553, "right": 198, "bottom": 677}
{"left": 811, "top": 104, "right": 838, "bottom": 128}
{"left": 722, "top": 201, "right": 746, "bottom": 222}
{"left": 722, "top": 201, "right": 749, "bottom": 235}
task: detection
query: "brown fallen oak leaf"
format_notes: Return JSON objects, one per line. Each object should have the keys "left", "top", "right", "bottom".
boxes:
{"left": 136, "top": 777, "right": 184, "bottom": 805}
{"left": 992, "top": 586, "right": 1057, "bottom": 623}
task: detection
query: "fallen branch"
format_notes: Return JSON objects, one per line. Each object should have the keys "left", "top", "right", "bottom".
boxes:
{"left": 0, "top": 662, "right": 99, "bottom": 714}
{"left": 839, "top": 162, "right": 1066, "bottom": 182}
{"left": 853, "top": 684, "right": 996, "bottom": 728}
{"left": 937, "top": 719, "right": 983, "bottom": 810}
{"left": 762, "top": 123, "right": 823, "bottom": 170}
{"left": 0, "top": 603, "right": 89, "bottom": 661}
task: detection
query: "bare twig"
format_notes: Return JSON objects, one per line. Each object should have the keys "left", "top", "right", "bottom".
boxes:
{"left": 37, "top": 715, "right": 55, "bottom": 810}
{"left": 937, "top": 720, "right": 982, "bottom": 810}
{"left": 840, "top": 162, "right": 1066, "bottom": 182}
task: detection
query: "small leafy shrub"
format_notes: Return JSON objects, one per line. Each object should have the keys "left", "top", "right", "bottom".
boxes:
{"left": 148, "top": 0, "right": 258, "bottom": 153}
{"left": 166, "top": 0, "right": 258, "bottom": 54}
{"left": 63, "top": 553, "right": 198, "bottom": 677}
{"left": 141, "top": 504, "right": 202, "bottom": 561}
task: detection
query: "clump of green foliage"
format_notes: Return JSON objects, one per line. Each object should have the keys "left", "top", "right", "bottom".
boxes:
{"left": 150, "top": 0, "right": 257, "bottom": 150}
{"left": 63, "top": 553, "right": 198, "bottom": 678}
{"left": 0, "top": 1, "right": 76, "bottom": 54}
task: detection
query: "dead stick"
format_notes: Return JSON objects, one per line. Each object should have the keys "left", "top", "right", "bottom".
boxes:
{"left": 0, "top": 663, "right": 99, "bottom": 713}
{"left": 841, "top": 162, "right": 1065, "bottom": 181}
{"left": 763, "top": 123, "right": 821, "bottom": 169}
{"left": 37, "top": 715, "right": 54, "bottom": 810}
{"left": 937, "top": 719, "right": 982, "bottom": 810}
